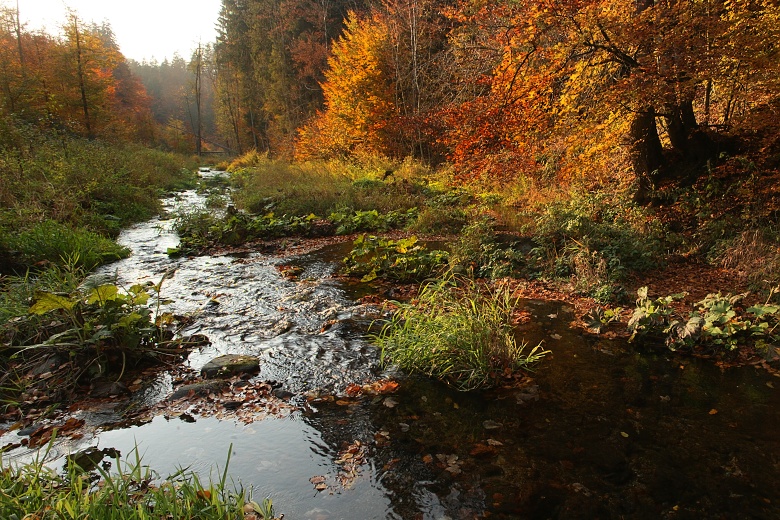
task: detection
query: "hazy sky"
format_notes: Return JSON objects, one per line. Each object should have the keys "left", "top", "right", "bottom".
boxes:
{"left": 12, "top": 0, "right": 222, "bottom": 62}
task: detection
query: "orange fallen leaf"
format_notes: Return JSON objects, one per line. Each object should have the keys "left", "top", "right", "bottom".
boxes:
{"left": 196, "top": 490, "right": 212, "bottom": 500}
{"left": 469, "top": 444, "right": 496, "bottom": 457}
{"left": 344, "top": 384, "right": 363, "bottom": 397}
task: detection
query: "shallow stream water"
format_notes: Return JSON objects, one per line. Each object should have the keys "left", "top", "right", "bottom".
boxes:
{"left": 5, "top": 174, "right": 780, "bottom": 519}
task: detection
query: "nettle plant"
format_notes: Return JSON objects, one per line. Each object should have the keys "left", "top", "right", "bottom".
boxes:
{"left": 628, "top": 286, "right": 780, "bottom": 353}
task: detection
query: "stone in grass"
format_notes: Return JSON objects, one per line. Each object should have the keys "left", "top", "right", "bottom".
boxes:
{"left": 201, "top": 354, "right": 260, "bottom": 379}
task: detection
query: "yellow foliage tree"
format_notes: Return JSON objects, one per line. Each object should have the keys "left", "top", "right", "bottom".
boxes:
{"left": 296, "top": 12, "right": 397, "bottom": 160}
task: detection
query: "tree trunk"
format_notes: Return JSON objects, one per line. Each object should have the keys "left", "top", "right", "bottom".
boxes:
{"left": 664, "top": 99, "right": 699, "bottom": 157}
{"left": 73, "top": 17, "right": 93, "bottom": 139}
{"left": 630, "top": 107, "right": 664, "bottom": 203}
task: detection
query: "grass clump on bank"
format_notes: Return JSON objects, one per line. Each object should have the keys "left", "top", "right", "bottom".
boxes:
{"left": 0, "top": 447, "right": 279, "bottom": 520}
{"left": 225, "top": 152, "right": 473, "bottom": 231}
{"left": 0, "top": 121, "right": 196, "bottom": 273}
{"left": 375, "top": 276, "right": 547, "bottom": 390}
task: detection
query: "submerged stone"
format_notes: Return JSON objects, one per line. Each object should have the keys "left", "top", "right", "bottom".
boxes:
{"left": 201, "top": 354, "right": 260, "bottom": 379}
{"left": 169, "top": 380, "right": 230, "bottom": 400}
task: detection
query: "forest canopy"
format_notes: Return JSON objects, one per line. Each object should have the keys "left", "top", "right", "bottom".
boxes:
{"left": 210, "top": 0, "right": 780, "bottom": 199}
{"left": 2, "top": 1, "right": 779, "bottom": 199}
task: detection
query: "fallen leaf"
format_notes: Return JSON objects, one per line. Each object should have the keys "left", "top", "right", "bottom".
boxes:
{"left": 344, "top": 384, "right": 363, "bottom": 397}
{"left": 196, "top": 490, "right": 212, "bottom": 500}
{"left": 483, "top": 420, "right": 503, "bottom": 430}
{"left": 383, "top": 397, "right": 398, "bottom": 408}
{"left": 470, "top": 444, "right": 497, "bottom": 457}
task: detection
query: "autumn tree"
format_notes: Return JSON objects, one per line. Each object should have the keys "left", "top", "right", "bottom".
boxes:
{"left": 0, "top": 5, "right": 156, "bottom": 143}
{"left": 213, "top": 0, "right": 370, "bottom": 157}
{"left": 296, "top": 11, "right": 398, "bottom": 158}
{"left": 439, "top": 0, "right": 780, "bottom": 197}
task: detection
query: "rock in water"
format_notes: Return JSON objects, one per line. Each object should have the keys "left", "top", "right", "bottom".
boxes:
{"left": 201, "top": 354, "right": 260, "bottom": 379}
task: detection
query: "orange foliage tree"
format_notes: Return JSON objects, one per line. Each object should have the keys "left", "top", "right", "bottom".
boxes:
{"left": 296, "top": 11, "right": 398, "bottom": 159}
{"left": 438, "top": 0, "right": 780, "bottom": 196}
{"left": 0, "top": 6, "right": 154, "bottom": 143}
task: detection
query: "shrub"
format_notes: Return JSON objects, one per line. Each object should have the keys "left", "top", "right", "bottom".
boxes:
{"left": 375, "top": 276, "right": 547, "bottom": 390}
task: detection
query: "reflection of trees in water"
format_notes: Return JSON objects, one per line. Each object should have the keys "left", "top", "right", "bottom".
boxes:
{"left": 303, "top": 340, "right": 780, "bottom": 519}
{"left": 301, "top": 378, "right": 495, "bottom": 519}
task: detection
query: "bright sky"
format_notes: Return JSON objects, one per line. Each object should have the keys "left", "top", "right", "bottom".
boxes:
{"left": 11, "top": 0, "right": 222, "bottom": 62}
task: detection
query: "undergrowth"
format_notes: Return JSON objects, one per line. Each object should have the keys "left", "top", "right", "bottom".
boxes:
{"left": 342, "top": 234, "right": 449, "bottom": 282}
{"left": 0, "top": 122, "right": 195, "bottom": 273}
{"left": 527, "top": 190, "right": 664, "bottom": 302}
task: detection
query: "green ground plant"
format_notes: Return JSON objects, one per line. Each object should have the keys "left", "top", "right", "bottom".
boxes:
{"left": 528, "top": 190, "right": 663, "bottom": 301}
{"left": 171, "top": 209, "right": 321, "bottom": 254}
{"left": 328, "top": 208, "right": 419, "bottom": 235}
{"left": 374, "top": 276, "right": 547, "bottom": 390}
{"left": 627, "top": 286, "right": 780, "bottom": 354}
{"left": 0, "top": 444, "right": 279, "bottom": 520}
{"left": 342, "top": 234, "right": 449, "bottom": 282}
{"left": 449, "top": 217, "right": 527, "bottom": 279}
{"left": 0, "top": 267, "right": 186, "bottom": 409}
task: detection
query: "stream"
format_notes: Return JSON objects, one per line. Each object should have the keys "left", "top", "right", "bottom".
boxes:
{"left": 4, "top": 172, "right": 780, "bottom": 519}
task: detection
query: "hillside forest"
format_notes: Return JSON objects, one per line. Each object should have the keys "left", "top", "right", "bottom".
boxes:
{"left": 2, "top": 1, "right": 779, "bottom": 190}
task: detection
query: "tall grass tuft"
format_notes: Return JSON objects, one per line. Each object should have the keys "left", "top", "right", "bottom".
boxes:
{"left": 375, "top": 276, "right": 547, "bottom": 390}
{"left": 0, "top": 444, "right": 278, "bottom": 519}
{"left": 5, "top": 220, "right": 130, "bottom": 271}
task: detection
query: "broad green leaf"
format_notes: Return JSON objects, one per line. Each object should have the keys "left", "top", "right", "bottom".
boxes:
{"left": 30, "top": 292, "right": 76, "bottom": 314}
{"left": 87, "top": 284, "right": 119, "bottom": 304}
{"left": 118, "top": 312, "right": 145, "bottom": 328}
{"left": 747, "top": 305, "right": 780, "bottom": 316}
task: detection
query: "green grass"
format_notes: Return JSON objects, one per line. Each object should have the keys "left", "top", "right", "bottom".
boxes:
{"left": 3, "top": 220, "right": 130, "bottom": 271}
{"left": 0, "top": 120, "right": 195, "bottom": 272}
{"left": 227, "top": 155, "right": 439, "bottom": 218}
{"left": 0, "top": 444, "right": 279, "bottom": 520}
{"left": 374, "top": 275, "right": 547, "bottom": 390}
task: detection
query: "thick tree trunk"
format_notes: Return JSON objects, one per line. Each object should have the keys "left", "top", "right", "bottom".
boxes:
{"left": 630, "top": 107, "right": 664, "bottom": 203}
{"left": 664, "top": 99, "right": 699, "bottom": 156}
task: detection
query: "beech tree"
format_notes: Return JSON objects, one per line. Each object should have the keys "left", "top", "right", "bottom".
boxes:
{"left": 440, "top": 0, "right": 780, "bottom": 195}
